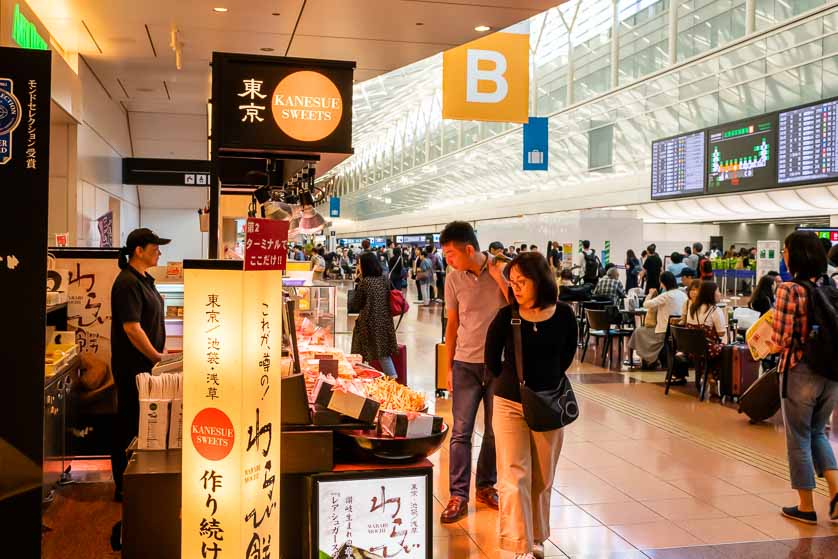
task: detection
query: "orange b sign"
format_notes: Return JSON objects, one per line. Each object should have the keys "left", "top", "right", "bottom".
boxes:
{"left": 443, "top": 31, "right": 529, "bottom": 124}
{"left": 272, "top": 71, "right": 343, "bottom": 142}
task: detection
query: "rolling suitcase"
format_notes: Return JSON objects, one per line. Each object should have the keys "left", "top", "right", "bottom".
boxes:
{"left": 370, "top": 344, "right": 407, "bottom": 385}
{"left": 738, "top": 367, "right": 781, "bottom": 422}
{"left": 719, "top": 344, "right": 760, "bottom": 400}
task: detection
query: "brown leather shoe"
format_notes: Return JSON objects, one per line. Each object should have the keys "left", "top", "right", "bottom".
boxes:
{"left": 476, "top": 486, "right": 499, "bottom": 510}
{"left": 440, "top": 496, "right": 468, "bottom": 524}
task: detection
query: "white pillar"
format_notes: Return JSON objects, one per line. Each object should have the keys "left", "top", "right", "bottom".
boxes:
{"left": 566, "top": 41, "right": 575, "bottom": 107}
{"left": 668, "top": 0, "right": 678, "bottom": 65}
{"left": 746, "top": 0, "right": 756, "bottom": 35}
{"left": 611, "top": 0, "right": 620, "bottom": 89}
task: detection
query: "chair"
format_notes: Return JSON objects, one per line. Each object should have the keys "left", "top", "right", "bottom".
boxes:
{"left": 668, "top": 326, "right": 712, "bottom": 400}
{"left": 581, "top": 309, "right": 633, "bottom": 369}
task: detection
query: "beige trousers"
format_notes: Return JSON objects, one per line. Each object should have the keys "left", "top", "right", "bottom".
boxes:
{"left": 492, "top": 395, "right": 564, "bottom": 553}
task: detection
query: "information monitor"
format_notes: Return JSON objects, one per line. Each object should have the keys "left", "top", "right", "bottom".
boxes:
{"left": 650, "top": 131, "right": 706, "bottom": 200}
{"left": 707, "top": 115, "right": 777, "bottom": 195}
{"left": 778, "top": 98, "right": 838, "bottom": 185}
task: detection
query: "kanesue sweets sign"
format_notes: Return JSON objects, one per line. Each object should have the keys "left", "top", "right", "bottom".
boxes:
{"left": 212, "top": 52, "right": 355, "bottom": 155}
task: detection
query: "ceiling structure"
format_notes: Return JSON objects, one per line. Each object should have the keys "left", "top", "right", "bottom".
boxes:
{"left": 30, "top": 0, "right": 560, "bottom": 160}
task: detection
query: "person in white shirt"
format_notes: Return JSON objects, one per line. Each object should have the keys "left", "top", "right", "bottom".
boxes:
{"left": 627, "top": 272, "right": 687, "bottom": 368}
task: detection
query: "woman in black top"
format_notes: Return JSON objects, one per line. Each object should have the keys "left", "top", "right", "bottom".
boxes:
{"left": 625, "top": 249, "right": 641, "bottom": 290}
{"left": 350, "top": 253, "right": 399, "bottom": 378}
{"left": 484, "top": 252, "right": 577, "bottom": 558}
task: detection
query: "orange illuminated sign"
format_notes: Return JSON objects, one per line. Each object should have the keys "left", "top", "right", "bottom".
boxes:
{"left": 443, "top": 31, "right": 529, "bottom": 124}
{"left": 272, "top": 71, "right": 343, "bottom": 142}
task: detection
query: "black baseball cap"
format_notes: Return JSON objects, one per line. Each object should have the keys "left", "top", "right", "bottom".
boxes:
{"left": 126, "top": 228, "right": 171, "bottom": 251}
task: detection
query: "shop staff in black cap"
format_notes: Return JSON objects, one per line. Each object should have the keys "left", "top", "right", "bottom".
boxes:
{"left": 110, "top": 228, "right": 170, "bottom": 501}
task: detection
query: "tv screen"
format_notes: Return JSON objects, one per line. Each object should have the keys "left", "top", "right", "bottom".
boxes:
{"left": 797, "top": 227, "right": 838, "bottom": 246}
{"left": 778, "top": 98, "right": 838, "bottom": 185}
{"left": 707, "top": 115, "right": 777, "bottom": 195}
{"left": 650, "top": 130, "right": 706, "bottom": 200}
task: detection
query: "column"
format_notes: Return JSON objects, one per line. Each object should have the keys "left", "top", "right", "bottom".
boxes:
{"left": 611, "top": 0, "right": 620, "bottom": 89}
{"left": 668, "top": 0, "right": 678, "bottom": 65}
{"left": 746, "top": 0, "right": 757, "bottom": 35}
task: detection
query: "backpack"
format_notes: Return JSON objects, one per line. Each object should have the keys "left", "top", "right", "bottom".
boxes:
{"left": 795, "top": 278, "right": 838, "bottom": 382}
{"left": 698, "top": 258, "right": 714, "bottom": 280}
{"left": 583, "top": 251, "right": 602, "bottom": 282}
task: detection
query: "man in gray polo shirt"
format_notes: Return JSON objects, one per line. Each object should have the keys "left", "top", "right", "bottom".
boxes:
{"left": 439, "top": 221, "right": 509, "bottom": 524}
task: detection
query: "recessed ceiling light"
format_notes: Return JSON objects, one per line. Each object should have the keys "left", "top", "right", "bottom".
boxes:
{"left": 415, "top": 22, "right": 424, "bottom": 26}
{"left": 213, "top": 7, "right": 228, "bottom": 13}
{"left": 271, "top": 12, "right": 280, "bottom": 16}
{"left": 260, "top": 47, "right": 275, "bottom": 52}
{"left": 474, "top": 25, "right": 491, "bottom": 32}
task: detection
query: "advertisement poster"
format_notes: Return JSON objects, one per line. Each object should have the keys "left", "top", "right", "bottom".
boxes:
{"left": 53, "top": 252, "right": 120, "bottom": 363}
{"left": 756, "top": 240, "right": 781, "bottom": 281}
{"left": 244, "top": 217, "right": 290, "bottom": 271}
{"left": 97, "top": 211, "right": 114, "bottom": 247}
{"left": 317, "top": 475, "right": 427, "bottom": 559}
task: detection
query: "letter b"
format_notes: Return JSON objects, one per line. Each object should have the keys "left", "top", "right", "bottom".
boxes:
{"left": 466, "top": 49, "right": 508, "bottom": 104}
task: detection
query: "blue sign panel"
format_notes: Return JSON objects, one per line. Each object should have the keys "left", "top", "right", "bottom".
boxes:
{"left": 523, "top": 116, "right": 548, "bottom": 171}
{"left": 329, "top": 196, "right": 341, "bottom": 218}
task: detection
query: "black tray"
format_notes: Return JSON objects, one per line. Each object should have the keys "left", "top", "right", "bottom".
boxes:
{"left": 336, "top": 423, "right": 448, "bottom": 462}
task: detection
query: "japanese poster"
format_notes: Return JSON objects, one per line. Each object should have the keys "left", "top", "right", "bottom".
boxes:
{"left": 97, "top": 211, "right": 114, "bottom": 247}
{"left": 244, "top": 217, "right": 289, "bottom": 271}
{"left": 316, "top": 475, "right": 428, "bottom": 559}
{"left": 53, "top": 253, "right": 120, "bottom": 363}
{"left": 182, "top": 263, "right": 282, "bottom": 558}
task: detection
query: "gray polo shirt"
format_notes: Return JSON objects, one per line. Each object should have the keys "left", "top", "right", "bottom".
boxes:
{"left": 445, "top": 254, "right": 508, "bottom": 364}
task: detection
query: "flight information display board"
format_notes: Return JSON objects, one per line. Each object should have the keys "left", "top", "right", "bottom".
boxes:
{"left": 650, "top": 131, "right": 706, "bottom": 200}
{"left": 797, "top": 227, "right": 838, "bottom": 246}
{"left": 778, "top": 99, "right": 838, "bottom": 185}
{"left": 707, "top": 115, "right": 777, "bottom": 195}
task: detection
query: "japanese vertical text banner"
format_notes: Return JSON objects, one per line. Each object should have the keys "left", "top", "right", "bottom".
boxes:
{"left": 182, "top": 260, "right": 282, "bottom": 559}
{"left": 442, "top": 22, "right": 530, "bottom": 123}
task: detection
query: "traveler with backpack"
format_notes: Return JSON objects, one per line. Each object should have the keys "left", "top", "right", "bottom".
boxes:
{"left": 771, "top": 231, "right": 838, "bottom": 525}
{"left": 577, "top": 240, "right": 602, "bottom": 286}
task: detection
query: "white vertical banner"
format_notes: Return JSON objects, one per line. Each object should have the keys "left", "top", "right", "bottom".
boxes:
{"left": 182, "top": 263, "right": 281, "bottom": 559}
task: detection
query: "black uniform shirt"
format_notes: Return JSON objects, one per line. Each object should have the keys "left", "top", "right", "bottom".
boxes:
{"left": 110, "top": 265, "right": 165, "bottom": 375}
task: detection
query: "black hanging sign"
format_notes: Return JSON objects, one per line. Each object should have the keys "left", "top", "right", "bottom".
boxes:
{"left": 0, "top": 45, "right": 51, "bottom": 552}
{"left": 211, "top": 52, "right": 355, "bottom": 156}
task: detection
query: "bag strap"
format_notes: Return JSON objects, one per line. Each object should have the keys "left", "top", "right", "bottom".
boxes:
{"left": 510, "top": 305, "right": 525, "bottom": 386}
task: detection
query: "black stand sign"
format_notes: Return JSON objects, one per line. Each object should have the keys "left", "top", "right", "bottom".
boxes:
{"left": 0, "top": 46, "right": 51, "bottom": 551}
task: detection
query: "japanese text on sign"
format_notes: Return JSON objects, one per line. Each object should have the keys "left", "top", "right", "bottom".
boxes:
{"left": 243, "top": 218, "right": 289, "bottom": 271}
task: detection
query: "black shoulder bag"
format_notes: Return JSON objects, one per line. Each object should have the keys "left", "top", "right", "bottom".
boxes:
{"left": 510, "top": 306, "right": 579, "bottom": 432}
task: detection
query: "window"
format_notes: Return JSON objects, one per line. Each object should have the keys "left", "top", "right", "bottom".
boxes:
{"left": 588, "top": 124, "right": 614, "bottom": 169}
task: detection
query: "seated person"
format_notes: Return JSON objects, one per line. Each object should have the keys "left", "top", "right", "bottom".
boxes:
{"left": 627, "top": 272, "right": 687, "bottom": 369}
{"left": 749, "top": 274, "right": 776, "bottom": 316}
{"left": 679, "top": 267, "right": 697, "bottom": 290}
{"left": 559, "top": 268, "right": 575, "bottom": 287}
{"left": 592, "top": 266, "right": 625, "bottom": 302}
{"left": 684, "top": 282, "right": 727, "bottom": 387}
{"left": 667, "top": 252, "right": 688, "bottom": 278}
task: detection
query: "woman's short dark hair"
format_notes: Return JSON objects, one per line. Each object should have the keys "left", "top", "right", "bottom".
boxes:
{"left": 690, "top": 281, "right": 719, "bottom": 319}
{"left": 359, "top": 252, "right": 382, "bottom": 278}
{"left": 560, "top": 268, "right": 573, "bottom": 280}
{"left": 671, "top": 252, "right": 683, "bottom": 264}
{"left": 440, "top": 221, "right": 479, "bottom": 250}
{"left": 647, "top": 244, "right": 657, "bottom": 254}
{"left": 785, "top": 231, "right": 827, "bottom": 279}
{"left": 659, "top": 271, "right": 677, "bottom": 290}
{"left": 504, "top": 252, "right": 558, "bottom": 309}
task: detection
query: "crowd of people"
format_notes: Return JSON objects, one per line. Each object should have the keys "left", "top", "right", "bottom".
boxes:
{"left": 333, "top": 224, "right": 838, "bottom": 558}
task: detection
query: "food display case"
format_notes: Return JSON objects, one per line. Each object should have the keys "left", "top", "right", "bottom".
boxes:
{"left": 284, "top": 279, "right": 336, "bottom": 348}
{"left": 156, "top": 282, "right": 184, "bottom": 352}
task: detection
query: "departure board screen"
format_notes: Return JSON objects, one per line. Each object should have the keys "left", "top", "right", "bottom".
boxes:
{"left": 797, "top": 228, "right": 838, "bottom": 246}
{"left": 707, "top": 115, "right": 777, "bottom": 195}
{"left": 650, "top": 131, "right": 706, "bottom": 200}
{"left": 778, "top": 99, "right": 838, "bottom": 184}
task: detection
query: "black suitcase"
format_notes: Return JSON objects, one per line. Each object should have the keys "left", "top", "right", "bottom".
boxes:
{"left": 737, "top": 367, "right": 781, "bottom": 422}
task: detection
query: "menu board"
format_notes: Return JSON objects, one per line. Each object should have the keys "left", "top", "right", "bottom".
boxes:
{"left": 650, "top": 131, "right": 706, "bottom": 200}
{"left": 778, "top": 99, "right": 838, "bottom": 184}
{"left": 707, "top": 115, "right": 777, "bottom": 194}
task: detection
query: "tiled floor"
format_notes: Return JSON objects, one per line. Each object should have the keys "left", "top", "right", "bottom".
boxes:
{"left": 351, "top": 285, "right": 838, "bottom": 558}
{"left": 44, "top": 283, "right": 838, "bottom": 558}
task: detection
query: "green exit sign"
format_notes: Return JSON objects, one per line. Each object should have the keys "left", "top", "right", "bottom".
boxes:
{"left": 12, "top": 3, "right": 48, "bottom": 51}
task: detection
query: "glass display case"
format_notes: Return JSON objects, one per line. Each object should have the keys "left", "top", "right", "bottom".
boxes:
{"left": 157, "top": 282, "right": 184, "bottom": 352}
{"left": 283, "top": 279, "right": 336, "bottom": 348}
